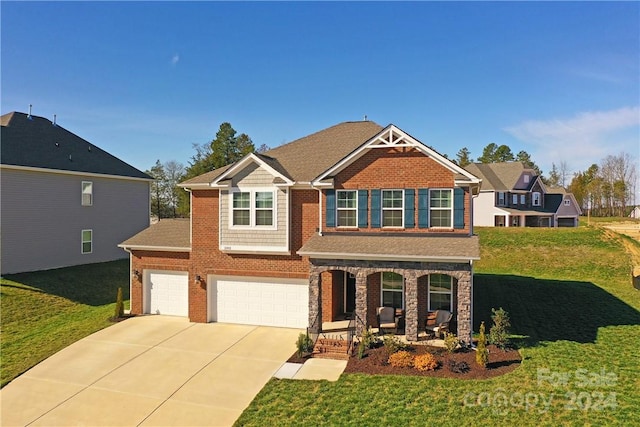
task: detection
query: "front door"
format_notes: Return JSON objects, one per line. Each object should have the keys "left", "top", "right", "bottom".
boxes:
{"left": 345, "top": 274, "right": 356, "bottom": 316}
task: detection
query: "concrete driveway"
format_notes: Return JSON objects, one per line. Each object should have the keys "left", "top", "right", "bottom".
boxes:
{"left": 1, "top": 316, "right": 302, "bottom": 426}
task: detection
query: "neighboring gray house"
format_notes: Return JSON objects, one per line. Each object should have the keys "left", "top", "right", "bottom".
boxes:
{"left": 1, "top": 111, "right": 152, "bottom": 274}
{"left": 465, "top": 162, "right": 582, "bottom": 227}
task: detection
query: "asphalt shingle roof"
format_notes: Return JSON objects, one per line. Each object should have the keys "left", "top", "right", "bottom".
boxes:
{"left": 1, "top": 112, "right": 151, "bottom": 179}
{"left": 464, "top": 162, "right": 527, "bottom": 191}
{"left": 298, "top": 233, "right": 480, "bottom": 261}
{"left": 119, "top": 219, "right": 191, "bottom": 250}
{"left": 181, "top": 121, "right": 384, "bottom": 186}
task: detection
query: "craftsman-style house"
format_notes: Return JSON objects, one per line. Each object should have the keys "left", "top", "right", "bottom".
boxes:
{"left": 465, "top": 162, "right": 581, "bottom": 227}
{"left": 120, "top": 121, "right": 482, "bottom": 343}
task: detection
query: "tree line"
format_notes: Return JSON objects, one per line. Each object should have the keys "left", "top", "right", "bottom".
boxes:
{"left": 149, "top": 124, "right": 637, "bottom": 219}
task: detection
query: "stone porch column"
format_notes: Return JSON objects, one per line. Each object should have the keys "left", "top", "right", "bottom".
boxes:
{"left": 308, "top": 271, "right": 321, "bottom": 334}
{"left": 456, "top": 270, "right": 472, "bottom": 345}
{"left": 354, "top": 272, "right": 368, "bottom": 335}
{"left": 404, "top": 275, "right": 418, "bottom": 341}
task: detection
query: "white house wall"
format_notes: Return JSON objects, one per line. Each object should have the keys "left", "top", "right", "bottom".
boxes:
{"left": 473, "top": 191, "right": 507, "bottom": 226}
{"left": 1, "top": 168, "right": 150, "bottom": 274}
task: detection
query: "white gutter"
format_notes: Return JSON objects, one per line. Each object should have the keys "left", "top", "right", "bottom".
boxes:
{"left": 296, "top": 251, "right": 480, "bottom": 263}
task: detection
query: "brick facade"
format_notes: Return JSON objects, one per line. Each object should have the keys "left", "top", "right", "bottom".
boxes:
{"left": 126, "top": 129, "right": 477, "bottom": 342}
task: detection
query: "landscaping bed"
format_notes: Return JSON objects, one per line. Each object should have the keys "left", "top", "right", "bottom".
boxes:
{"left": 345, "top": 344, "right": 520, "bottom": 379}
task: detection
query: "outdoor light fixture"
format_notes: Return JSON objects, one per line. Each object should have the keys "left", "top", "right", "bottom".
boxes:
{"left": 133, "top": 270, "right": 141, "bottom": 280}
{"left": 195, "top": 275, "right": 202, "bottom": 282}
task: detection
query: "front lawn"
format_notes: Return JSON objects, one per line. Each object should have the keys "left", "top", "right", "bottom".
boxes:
{"left": 0, "top": 260, "right": 130, "bottom": 387}
{"left": 236, "top": 226, "right": 640, "bottom": 426}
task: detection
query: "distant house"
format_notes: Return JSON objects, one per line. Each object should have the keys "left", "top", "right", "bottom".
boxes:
{"left": 1, "top": 111, "right": 152, "bottom": 274}
{"left": 630, "top": 206, "right": 640, "bottom": 219}
{"left": 464, "top": 162, "right": 581, "bottom": 227}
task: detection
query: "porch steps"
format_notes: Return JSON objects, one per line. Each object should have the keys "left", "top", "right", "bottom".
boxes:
{"left": 312, "top": 337, "right": 351, "bottom": 361}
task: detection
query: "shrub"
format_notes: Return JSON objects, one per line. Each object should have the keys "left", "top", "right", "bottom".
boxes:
{"left": 489, "top": 307, "right": 511, "bottom": 350}
{"left": 476, "top": 321, "right": 489, "bottom": 369}
{"left": 296, "top": 332, "right": 314, "bottom": 357}
{"left": 357, "top": 340, "right": 366, "bottom": 359}
{"left": 360, "top": 327, "right": 376, "bottom": 349}
{"left": 443, "top": 332, "right": 459, "bottom": 353}
{"left": 383, "top": 334, "right": 406, "bottom": 355}
{"left": 388, "top": 350, "right": 414, "bottom": 368}
{"left": 114, "top": 287, "right": 124, "bottom": 319}
{"left": 447, "top": 359, "right": 470, "bottom": 374}
{"left": 414, "top": 352, "right": 439, "bottom": 371}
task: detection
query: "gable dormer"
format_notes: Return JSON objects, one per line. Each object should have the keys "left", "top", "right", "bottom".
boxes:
{"left": 212, "top": 154, "right": 293, "bottom": 254}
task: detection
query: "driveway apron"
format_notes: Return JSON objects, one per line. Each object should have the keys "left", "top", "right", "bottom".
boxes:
{"left": 0, "top": 316, "right": 301, "bottom": 427}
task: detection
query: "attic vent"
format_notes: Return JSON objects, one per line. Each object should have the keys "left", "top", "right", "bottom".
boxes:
{"left": 53, "top": 114, "right": 57, "bottom": 126}
{"left": 69, "top": 155, "right": 72, "bottom": 161}
{"left": 363, "top": 115, "right": 368, "bottom": 121}
{"left": 55, "top": 142, "right": 60, "bottom": 147}
{"left": 27, "top": 104, "right": 33, "bottom": 120}
{"left": 88, "top": 146, "right": 92, "bottom": 152}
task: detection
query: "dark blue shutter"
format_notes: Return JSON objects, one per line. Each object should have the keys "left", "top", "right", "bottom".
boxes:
{"left": 454, "top": 187, "right": 465, "bottom": 229}
{"left": 404, "top": 189, "right": 415, "bottom": 228}
{"left": 326, "top": 189, "right": 336, "bottom": 227}
{"left": 418, "top": 189, "right": 429, "bottom": 228}
{"left": 358, "top": 190, "right": 368, "bottom": 228}
{"left": 371, "top": 189, "right": 381, "bottom": 228}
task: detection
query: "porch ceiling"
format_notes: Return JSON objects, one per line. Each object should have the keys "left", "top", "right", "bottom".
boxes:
{"left": 297, "top": 234, "right": 480, "bottom": 262}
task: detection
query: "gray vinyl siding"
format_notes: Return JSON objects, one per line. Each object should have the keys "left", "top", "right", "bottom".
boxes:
{"left": 556, "top": 196, "right": 581, "bottom": 218}
{"left": 1, "top": 168, "right": 150, "bottom": 274}
{"left": 219, "top": 163, "right": 288, "bottom": 251}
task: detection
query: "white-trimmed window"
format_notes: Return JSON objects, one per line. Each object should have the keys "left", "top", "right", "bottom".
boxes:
{"left": 81, "top": 229, "right": 92, "bottom": 254}
{"left": 82, "top": 181, "right": 93, "bottom": 206}
{"left": 524, "top": 174, "right": 530, "bottom": 184}
{"left": 512, "top": 194, "right": 518, "bottom": 205}
{"left": 231, "top": 190, "right": 275, "bottom": 227}
{"left": 520, "top": 194, "right": 526, "bottom": 205}
{"left": 564, "top": 199, "right": 571, "bottom": 206}
{"left": 498, "top": 192, "right": 505, "bottom": 206}
{"left": 381, "top": 272, "right": 404, "bottom": 308}
{"left": 429, "top": 189, "right": 453, "bottom": 228}
{"left": 255, "top": 192, "right": 273, "bottom": 226}
{"left": 382, "top": 190, "right": 403, "bottom": 227}
{"left": 429, "top": 274, "right": 453, "bottom": 311}
{"left": 532, "top": 192, "right": 541, "bottom": 206}
{"left": 337, "top": 190, "right": 357, "bottom": 227}
{"left": 232, "top": 192, "right": 251, "bottom": 226}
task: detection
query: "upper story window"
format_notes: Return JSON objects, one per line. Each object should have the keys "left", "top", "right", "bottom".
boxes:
{"left": 337, "top": 190, "right": 357, "bottom": 227}
{"left": 81, "top": 229, "right": 92, "bottom": 254}
{"left": 532, "top": 192, "right": 541, "bottom": 206}
{"left": 430, "top": 189, "right": 452, "bottom": 228}
{"left": 520, "top": 194, "right": 526, "bottom": 205}
{"left": 255, "top": 192, "right": 273, "bottom": 226}
{"left": 523, "top": 174, "right": 530, "bottom": 184}
{"left": 498, "top": 192, "right": 505, "bottom": 206}
{"left": 381, "top": 272, "right": 404, "bottom": 308}
{"left": 512, "top": 194, "right": 518, "bottom": 205}
{"left": 564, "top": 199, "right": 571, "bottom": 206}
{"left": 382, "top": 190, "right": 403, "bottom": 227}
{"left": 232, "top": 190, "right": 274, "bottom": 227}
{"left": 82, "top": 181, "right": 93, "bottom": 206}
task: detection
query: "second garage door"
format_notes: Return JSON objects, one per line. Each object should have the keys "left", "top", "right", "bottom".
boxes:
{"left": 209, "top": 276, "right": 308, "bottom": 328}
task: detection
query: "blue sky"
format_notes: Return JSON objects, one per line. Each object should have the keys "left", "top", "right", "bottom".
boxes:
{"left": 2, "top": 2, "right": 639, "bottom": 179}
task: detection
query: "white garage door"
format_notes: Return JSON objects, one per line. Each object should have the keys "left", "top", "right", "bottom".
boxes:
{"left": 145, "top": 271, "right": 189, "bottom": 317}
{"left": 210, "top": 276, "right": 308, "bottom": 328}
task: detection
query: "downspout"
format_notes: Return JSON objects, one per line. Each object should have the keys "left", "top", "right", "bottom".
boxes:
{"left": 470, "top": 259, "right": 474, "bottom": 347}
{"left": 123, "top": 248, "right": 133, "bottom": 315}
{"left": 312, "top": 184, "right": 323, "bottom": 236}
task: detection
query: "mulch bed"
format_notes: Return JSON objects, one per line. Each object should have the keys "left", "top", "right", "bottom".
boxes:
{"left": 344, "top": 344, "right": 521, "bottom": 379}
{"left": 288, "top": 344, "right": 521, "bottom": 380}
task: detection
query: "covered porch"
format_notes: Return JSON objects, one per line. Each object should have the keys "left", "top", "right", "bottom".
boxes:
{"left": 298, "top": 234, "right": 480, "bottom": 346}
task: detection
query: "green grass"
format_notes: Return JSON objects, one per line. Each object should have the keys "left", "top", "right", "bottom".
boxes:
{"left": 0, "top": 260, "right": 130, "bottom": 387}
{"left": 236, "top": 226, "right": 640, "bottom": 426}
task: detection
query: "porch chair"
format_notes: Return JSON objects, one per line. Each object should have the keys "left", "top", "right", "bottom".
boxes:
{"left": 425, "top": 310, "right": 453, "bottom": 339}
{"left": 377, "top": 306, "right": 399, "bottom": 335}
